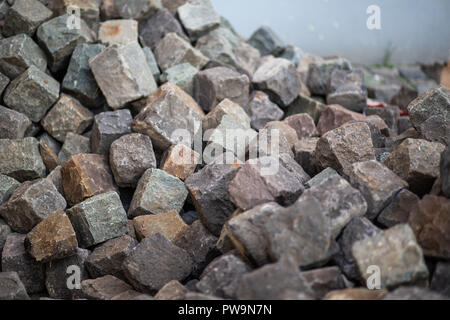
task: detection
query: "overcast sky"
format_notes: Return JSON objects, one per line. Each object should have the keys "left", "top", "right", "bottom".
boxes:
{"left": 212, "top": 0, "right": 450, "bottom": 65}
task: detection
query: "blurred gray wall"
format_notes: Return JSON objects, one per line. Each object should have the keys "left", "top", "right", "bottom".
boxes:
{"left": 212, "top": 0, "right": 450, "bottom": 65}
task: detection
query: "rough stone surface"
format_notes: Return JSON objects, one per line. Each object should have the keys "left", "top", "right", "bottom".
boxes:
{"left": 324, "top": 288, "right": 387, "bottom": 300}
{"left": 0, "top": 271, "right": 30, "bottom": 300}
{"left": 301, "top": 175, "right": 367, "bottom": 238}
{"left": 202, "top": 98, "right": 250, "bottom": 132}
{"left": 294, "top": 138, "right": 320, "bottom": 176}
{"left": 352, "top": 224, "right": 429, "bottom": 289}
{"left": 284, "top": 113, "right": 319, "bottom": 139}
{"left": 109, "top": 133, "right": 156, "bottom": 188}
{"left": 160, "top": 63, "right": 197, "bottom": 96}
{"left": 90, "top": 42, "right": 156, "bottom": 109}
{"left": 409, "top": 195, "right": 450, "bottom": 259}
{"left": 91, "top": 109, "right": 132, "bottom": 155}
{"left": 98, "top": 19, "right": 138, "bottom": 46}
{"left": 4, "top": 65, "right": 60, "bottom": 123}
{"left": 315, "top": 122, "right": 376, "bottom": 175}
{"left": 177, "top": 0, "right": 221, "bottom": 40}
{"left": 419, "top": 115, "right": 450, "bottom": 146}
{"left": 333, "top": 217, "right": 381, "bottom": 281}
{"left": 442, "top": 146, "right": 450, "bottom": 198}
{"left": 236, "top": 256, "right": 312, "bottom": 300}
{"left": 384, "top": 139, "right": 445, "bottom": 195}
{"left": 142, "top": 46, "right": 161, "bottom": 82}
{"left": 155, "top": 32, "right": 209, "bottom": 72}
{"left": 154, "top": 280, "right": 188, "bottom": 300}
{"left": 67, "top": 191, "right": 128, "bottom": 248}
{"left": 365, "top": 105, "right": 400, "bottom": 135}
{"left": 39, "top": 140, "right": 60, "bottom": 171}
{"left": 41, "top": 94, "right": 93, "bottom": 142}
{"left": 244, "top": 91, "right": 284, "bottom": 131}
{"left": 196, "top": 253, "right": 251, "bottom": 299}
{"left": 62, "top": 153, "right": 118, "bottom": 205}
{"left": 304, "top": 167, "right": 340, "bottom": 189}
{"left": 327, "top": 69, "right": 367, "bottom": 112}
{"left": 133, "top": 210, "right": 189, "bottom": 241}
{"left": 132, "top": 83, "right": 203, "bottom": 150}
{"left": 317, "top": 104, "right": 365, "bottom": 136}
{"left": 37, "top": 14, "right": 94, "bottom": 73}
{"left": 228, "top": 157, "right": 305, "bottom": 211}
{"left": 253, "top": 56, "right": 300, "bottom": 107}
{"left": 160, "top": 144, "right": 200, "bottom": 181}
{"left": 25, "top": 210, "right": 77, "bottom": 263}
{"left": 185, "top": 162, "right": 239, "bottom": 236}
{"left": 128, "top": 168, "right": 188, "bottom": 218}
{"left": 62, "top": 43, "right": 106, "bottom": 108}
{"left": 0, "top": 178, "right": 66, "bottom": 233}
{"left": 307, "top": 57, "right": 352, "bottom": 96}
{"left": 174, "top": 220, "right": 219, "bottom": 278}
{"left": 194, "top": 67, "right": 250, "bottom": 112}
{"left": 122, "top": 233, "right": 193, "bottom": 294}
{"left": 430, "top": 262, "right": 450, "bottom": 297}
{"left": 302, "top": 266, "right": 346, "bottom": 299}
{"left": 113, "top": 0, "right": 162, "bottom": 20}
{"left": 81, "top": 275, "right": 133, "bottom": 300}
{"left": 58, "top": 133, "right": 91, "bottom": 164}
{"left": 3, "top": 0, "right": 53, "bottom": 37}
{"left": 0, "top": 33, "right": 47, "bottom": 80}
{"left": 347, "top": 160, "right": 408, "bottom": 220}
{"left": 383, "top": 287, "right": 448, "bottom": 300}
{"left": 377, "top": 189, "right": 420, "bottom": 228}
{"left": 248, "top": 25, "right": 284, "bottom": 57}
{"left": 1, "top": 233, "right": 45, "bottom": 294}
{"left": 139, "top": 7, "right": 188, "bottom": 50}
{"left": 85, "top": 235, "right": 137, "bottom": 280}
{"left": 0, "top": 105, "right": 31, "bottom": 140}
{"left": 0, "top": 218, "right": 12, "bottom": 254}
{"left": 45, "top": 247, "right": 89, "bottom": 299}
{"left": 0, "top": 137, "right": 46, "bottom": 182}
{"left": 285, "top": 93, "right": 327, "bottom": 123}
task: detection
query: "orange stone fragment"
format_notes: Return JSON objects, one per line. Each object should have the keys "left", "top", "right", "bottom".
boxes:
{"left": 39, "top": 141, "right": 60, "bottom": 171}
{"left": 61, "top": 153, "right": 118, "bottom": 205}
{"left": 133, "top": 210, "right": 189, "bottom": 242}
{"left": 160, "top": 144, "right": 201, "bottom": 181}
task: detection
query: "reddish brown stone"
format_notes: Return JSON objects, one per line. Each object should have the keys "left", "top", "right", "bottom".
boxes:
{"left": 284, "top": 114, "right": 319, "bottom": 139}
{"left": 39, "top": 140, "right": 60, "bottom": 171}
{"left": 409, "top": 195, "right": 450, "bottom": 259}
{"left": 160, "top": 144, "right": 201, "bottom": 181}
{"left": 61, "top": 153, "right": 118, "bottom": 205}
{"left": 133, "top": 210, "right": 190, "bottom": 242}
{"left": 317, "top": 104, "right": 365, "bottom": 136}
{"left": 25, "top": 210, "right": 77, "bottom": 263}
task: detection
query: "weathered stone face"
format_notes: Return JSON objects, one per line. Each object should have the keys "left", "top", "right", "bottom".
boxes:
{"left": 248, "top": 25, "right": 284, "bottom": 57}
{"left": 202, "top": 98, "right": 250, "bottom": 132}
{"left": 37, "top": 14, "right": 95, "bottom": 73}
{"left": 89, "top": 42, "right": 157, "bottom": 109}
{"left": 352, "top": 224, "right": 429, "bottom": 289}
{"left": 327, "top": 69, "right": 367, "bottom": 112}
{"left": 80, "top": 275, "right": 133, "bottom": 300}
{"left": 0, "top": 105, "right": 31, "bottom": 139}
{"left": 0, "top": 178, "right": 67, "bottom": 233}
{"left": 0, "top": 174, "right": 20, "bottom": 206}
{"left": 284, "top": 113, "right": 319, "bottom": 139}
{"left": 25, "top": 210, "right": 77, "bottom": 263}
{"left": 306, "top": 57, "right": 352, "bottom": 96}
{"left": 177, "top": 0, "right": 221, "bottom": 40}
{"left": 155, "top": 32, "right": 209, "bottom": 72}
{"left": 384, "top": 139, "right": 445, "bottom": 195}
{"left": 160, "top": 144, "right": 200, "bottom": 181}
{"left": 67, "top": 191, "right": 128, "bottom": 248}
{"left": 285, "top": 93, "right": 327, "bottom": 122}
{"left": 0, "top": 33, "right": 47, "bottom": 80}
{"left": 3, "top": 0, "right": 53, "bottom": 37}
{"left": 2, "top": 233, "right": 45, "bottom": 294}
{"left": 4, "top": 65, "right": 60, "bottom": 123}
{"left": 128, "top": 168, "right": 188, "bottom": 218}
{"left": 324, "top": 288, "right": 387, "bottom": 300}
{"left": 39, "top": 140, "right": 60, "bottom": 171}
{"left": 315, "top": 122, "right": 376, "bottom": 175}
{"left": 253, "top": 57, "right": 300, "bottom": 108}
{"left": 98, "top": 19, "right": 138, "bottom": 46}
{"left": 133, "top": 210, "right": 190, "bottom": 241}
{"left": 62, "top": 43, "right": 106, "bottom": 108}
{"left": 58, "top": 133, "right": 91, "bottom": 164}
{"left": 41, "top": 94, "right": 94, "bottom": 143}
{"left": 441, "top": 147, "right": 450, "bottom": 198}
{"left": 317, "top": 104, "right": 365, "bottom": 136}
{"left": 154, "top": 280, "right": 188, "bottom": 301}
{"left": 132, "top": 83, "right": 203, "bottom": 150}
{"left": 160, "top": 63, "right": 197, "bottom": 96}
{"left": 244, "top": 91, "right": 284, "bottom": 131}
{"left": 61, "top": 153, "right": 118, "bottom": 205}
{"left": 90, "top": 109, "right": 132, "bottom": 156}
{"left": 185, "top": 161, "right": 239, "bottom": 236}
{"left": 377, "top": 189, "right": 420, "bottom": 228}
{"left": 409, "top": 195, "right": 450, "bottom": 259}
{"left": 294, "top": 138, "right": 320, "bottom": 176}
{"left": 139, "top": 7, "right": 188, "bottom": 50}
{"left": 0, "top": 271, "right": 30, "bottom": 300}
{"left": 113, "top": 0, "right": 162, "bottom": 20}
{"left": 347, "top": 160, "right": 408, "bottom": 220}
{"left": 122, "top": 233, "right": 194, "bottom": 294}
{"left": 85, "top": 235, "right": 137, "bottom": 280}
